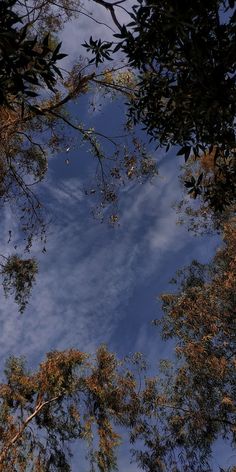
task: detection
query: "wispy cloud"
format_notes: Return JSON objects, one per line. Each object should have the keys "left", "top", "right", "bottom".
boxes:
{"left": 0, "top": 155, "right": 218, "bottom": 368}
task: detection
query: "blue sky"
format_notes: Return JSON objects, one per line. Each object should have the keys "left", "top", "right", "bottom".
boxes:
{"left": 0, "top": 115, "right": 224, "bottom": 469}
{"left": 0, "top": 100, "right": 219, "bottom": 364}
{"left": 0, "top": 4, "right": 234, "bottom": 471}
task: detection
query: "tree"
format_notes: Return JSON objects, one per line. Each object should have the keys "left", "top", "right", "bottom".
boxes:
{"left": 175, "top": 147, "right": 236, "bottom": 235}
{"left": 0, "top": 0, "right": 156, "bottom": 231}
{"left": 5, "top": 0, "right": 234, "bottom": 243}
{"left": 0, "top": 2, "right": 235, "bottom": 470}
{"left": 0, "top": 254, "right": 38, "bottom": 313}
{"left": 0, "top": 242, "right": 235, "bottom": 472}
{"left": 85, "top": 0, "right": 236, "bottom": 212}
{"left": 2, "top": 0, "right": 236, "bottom": 311}
{"left": 0, "top": 345, "right": 139, "bottom": 472}
{"left": 130, "top": 217, "right": 236, "bottom": 471}
{"left": 0, "top": 0, "right": 67, "bottom": 108}
{"left": 0, "top": 0, "right": 157, "bottom": 309}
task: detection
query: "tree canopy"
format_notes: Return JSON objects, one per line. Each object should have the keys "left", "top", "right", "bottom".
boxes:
{"left": 0, "top": 346, "right": 138, "bottom": 471}
{"left": 0, "top": 0, "right": 234, "bottom": 246}
{"left": 0, "top": 0, "right": 157, "bottom": 309}
{"left": 0, "top": 0, "right": 235, "bottom": 470}
{"left": 0, "top": 0, "right": 67, "bottom": 108}
{"left": 134, "top": 217, "right": 236, "bottom": 471}
{"left": 0, "top": 220, "right": 235, "bottom": 470}
{"left": 86, "top": 0, "right": 236, "bottom": 212}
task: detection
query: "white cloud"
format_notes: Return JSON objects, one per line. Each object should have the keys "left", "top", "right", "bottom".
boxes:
{"left": 0, "top": 156, "right": 222, "bottom": 472}
{"left": 0, "top": 156, "right": 207, "bottom": 366}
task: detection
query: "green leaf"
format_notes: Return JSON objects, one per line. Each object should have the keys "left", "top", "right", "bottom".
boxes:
{"left": 177, "top": 146, "right": 191, "bottom": 161}
{"left": 25, "top": 90, "right": 38, "bottom": 97}
{"left": 197, "top": 173, "right": 203, "bottom": 185}
{"left": 184, "top": 180, "right": 194, "bottom": 188}
{"left": 52, "top": 65, "right": 63, "bottom": 78}
{"left": 113, "top": 43, "right": 122, "bottom": 53}
{"left": 54, "top": 53, "right": 67, "bottom": 61}
{"left": 52, "top": 42, "right": 62, "bottom": 60}
{"left": 43, "top": 33, "right": 50, "bottom": 47}
{"left": 23, "top": 74, "right": 39, "bottom": 85}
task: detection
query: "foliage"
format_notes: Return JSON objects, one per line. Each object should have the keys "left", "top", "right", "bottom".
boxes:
{"left": 0, "top": 219, "right": 235, "bottom": 469}
{"left": 124, "top": 0, "right": 236, "bottom": 147}
{"left": 0, "top": 0, "right": 67, "bottom": 108}
{"left": 0, "top": 3, "right": 234, "bottom": 471}
{"left": 177, "top": 144, "right": 236, "bottom": 221}
{"left": 0, "top": 0, "right": 159, "bottom": 309}
{"left": 130, "top": 218, "right": 236, "bottom": 471}
{"left": 0, "top": 0, "right": 236, "bottom": 311}
{"left": 0, "top": 0, "right": 157, "bottom": 235}
{"left": 176, "top": 147, "right": 236, "bottom": 233}
{"left": 85, "top": 0, "right": 236, "bottom": 212}
{"left": 0, "top": 255, "right": 38, "bottom": 313}
{"left": 0, "top": 345, "right": 139, "bottom": 472}
{"left": 0, "top": 0, "right": 158, "bottom": 221}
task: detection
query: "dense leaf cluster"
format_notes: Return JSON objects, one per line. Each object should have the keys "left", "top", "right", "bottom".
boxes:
{"left": 0, "top": 0, "right": 66, "bottom": 107}
{"left": 124, "top": 0, "right": 236, "bottom": 211}
{"left": 0, "top": 255, "right": 38, "bottom": 313}
{"left": 132, "top": 219, "right": 236, "bottom": 471}
{"left": 84, "top": 0, "right": 236, "bottom": 212}
{"left": 0, "top": 346, "right": 138, "bottom": 472}
{"left": 124, "top": 0, "right": 236, "bottom": 147}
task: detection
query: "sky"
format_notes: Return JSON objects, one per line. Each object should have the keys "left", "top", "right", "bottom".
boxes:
{"left": 0, "top": 2, "right": 235, "bottom": 471}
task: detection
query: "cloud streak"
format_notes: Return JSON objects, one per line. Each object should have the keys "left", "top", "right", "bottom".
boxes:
{"left": 0, "top": 155, "right": 218, "bottom": 368}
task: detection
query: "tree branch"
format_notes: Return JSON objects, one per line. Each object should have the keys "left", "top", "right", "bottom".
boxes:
{"left": 90, "top": 0, "right": 123, "bottom": 31}
{"left": 0, "top": 395, "right": 61, "bottom": 464}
